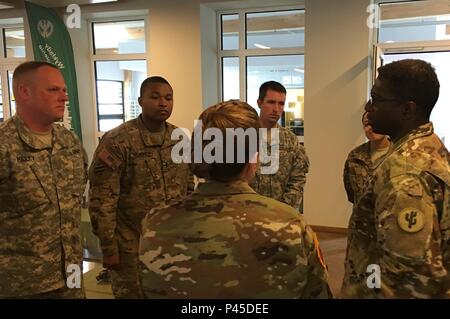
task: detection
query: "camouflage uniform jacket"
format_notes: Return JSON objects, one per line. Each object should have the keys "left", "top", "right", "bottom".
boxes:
{"left": 251, "top": 125, "right": 309, "bottom": 211}
{"left": 139, "top": 180, "right": 332, "bottom": 298}
{"left": 88, "top": 116, "right": 194, "bottom": 257}
{"left": 0, "top": 115, "right": 87, "bottom": 297}
{"left": 343, "top": 141, "right": 372, "bottom": 204}
{"left": 342, "top": 123, "right": 450, "bottom": 298}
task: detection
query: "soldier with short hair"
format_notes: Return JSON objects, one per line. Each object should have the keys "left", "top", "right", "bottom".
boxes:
{"left": 342, "top": 59, "right": 450, "bottom": 298}
{"left": 0, "top": 61, "right": 87, "bottom": 298}
{"left": 343, "top": 112, "right": 390, "bottom": 205}
{"left": 138, "top": 100, "right": 332, "bottom": 298}
{"left": 250, "top": 81, "right": 309, "bottom": 212}
{"left": 88, "top": 76, "right": 194, "bottom": 298}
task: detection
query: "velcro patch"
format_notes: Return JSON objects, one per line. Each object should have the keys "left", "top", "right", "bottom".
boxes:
{"left": 313, "top": 233, "right": 327, "bottom": 269}
{"left": 397, "top": 208, "right": 425, "bottom": 233}
{"left": 97, "top": 149, "right": 118, "bottom": 169}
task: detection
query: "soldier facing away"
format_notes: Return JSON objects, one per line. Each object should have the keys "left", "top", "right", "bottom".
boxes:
{"left": 0, "top": 61, "right": 87, "bottom": 298}
{"left": 250, "top": 81, "right": 309, "bottom": 212}
{"left": 88, "top": 76, "right": 194, "bottom": 298}
{"left": 342, "top": 59, "right": 450, "bottom": 298}
{"left": 138, "top": 100, "right": 332, "bottom": 298}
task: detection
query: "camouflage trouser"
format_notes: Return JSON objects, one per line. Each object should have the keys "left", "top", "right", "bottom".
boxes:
{"left": 15, "top": 286, "right": 85, "bottom": 299}
{"left": 110, "top": 252, "right": 143, "bottom": 299}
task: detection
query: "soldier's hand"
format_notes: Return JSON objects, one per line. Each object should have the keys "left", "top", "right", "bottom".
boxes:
{"left": 103, "top": 254, "right": 120, "bottom": 269}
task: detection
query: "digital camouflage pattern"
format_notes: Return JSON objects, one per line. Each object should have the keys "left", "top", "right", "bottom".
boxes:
{"left": 139, "top": 180, "right": 332, "bottom": 299}
{"left": 88, "top": 115, "right": 194, "bottom": 298}
{"left": 342, "top": 123, "right": 450, "bottom": 298}
{"left": 343, "top": 142, "right": 372, "bottom": 204}
{"left": 0, "top": 115, "right": 87, "bottom": 297}
{"left": 251, "top": 125, "right": 309, "bottom": 211}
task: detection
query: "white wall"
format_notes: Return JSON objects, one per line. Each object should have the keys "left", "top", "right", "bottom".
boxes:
{"left": 1, "top": 0, "right": 378, "bottom": 228}
{"left": 67, "top": 17, "right": 97, "bottom": 161}
{"left": 304, "top": 0, "right": 372, "bottom": 228}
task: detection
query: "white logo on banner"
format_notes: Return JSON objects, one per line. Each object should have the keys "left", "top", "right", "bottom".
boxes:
{"left": 37, "top": 20, "right": 54, "bottom": 38}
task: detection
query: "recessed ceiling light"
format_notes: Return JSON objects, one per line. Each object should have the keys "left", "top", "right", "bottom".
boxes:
{"left": 254, "top": 43, "right": 271, "bottom": 49}
{"left": 91, "top": 0, "right": 118, "bottom": 3}
{"left": 294, "top": 68, "right": 304, "bottom": 73}
{"left": 0, "top": 4, "right": 14, "bottom": 10}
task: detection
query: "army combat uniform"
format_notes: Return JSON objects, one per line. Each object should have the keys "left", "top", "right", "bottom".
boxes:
{"left": 88, "top": 115, "right": 194, "bottom": 298}
{"left": 139, "top": 180, "right": 332, "bottom": 298}
{"left": 342, "top": 123, "right": 450, "bottom": 298}
{"left": 343, "top": 142, "right": 372, "bottom": 205}
{"left": 0, "top": 115, "right": 87, "bottom": 298}
{"left": 343, "top": 141, "right": 391, "bottom": 205}
{"left": 251, "top": 125, "right": 309, "bottom": 211}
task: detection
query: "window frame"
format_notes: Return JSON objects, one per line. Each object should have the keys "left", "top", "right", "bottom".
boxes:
{"left": 217, "top": 5, "right": 305, "bottom": 103}
{"left": 0, "top": 22, "right": 26, "bottom": 123}
{"left": 94, "top": 78, "right": 125, "bottom": 132}
{"left": 88, "top": 16, "right": 148, "bottom": 139}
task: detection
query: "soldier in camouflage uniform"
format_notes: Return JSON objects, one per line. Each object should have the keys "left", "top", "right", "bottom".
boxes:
{"left": 89, "top": 76, "right": 194, "bottom": 298}
{"left": 342, "top": 59, "right": 450, "bottom": 298}
{"left": 0, "top": 61, "right": 87, "bottom": 298}
{"left": 139, "top": 100, "right": 332, "bottom": 298}
{"left": 343, "top": 112, "right": 390, "bottom": 205}
{"left": 250, "top": 81, "right": 309, "bottom": 212}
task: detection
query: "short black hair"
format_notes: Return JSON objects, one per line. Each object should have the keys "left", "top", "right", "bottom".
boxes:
{"left": 140, "top": 76, "right": 171, "bottom": 97}
{"left": 258, "top": 81, "right": 286, "bottom": 101}
{"left": 377, "top": 59, "right": 439, "bottom": 117}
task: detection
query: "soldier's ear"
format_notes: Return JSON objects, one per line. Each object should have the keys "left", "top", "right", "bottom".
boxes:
{"left": 17, "top": 83, "right": 32, "bottom": 99}
{"left": 257, "top": 99, "right": 263, "bottom": 109}
{"left": 138, "top": 97, "right": 143, "bottom": 107}
{"left": 401, "top": 100, "right": 417, "bottom": 120}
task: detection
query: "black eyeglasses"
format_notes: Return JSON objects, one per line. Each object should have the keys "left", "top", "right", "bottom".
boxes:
{"left": 368, "top": 95, "right": 401, "bottom": 105}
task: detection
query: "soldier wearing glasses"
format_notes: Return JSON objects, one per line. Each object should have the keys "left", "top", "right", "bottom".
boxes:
{"left": 342, "top": 59, "right": 450, "bottom": 298}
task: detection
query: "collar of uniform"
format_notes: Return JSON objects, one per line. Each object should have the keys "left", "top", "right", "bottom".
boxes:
{"left": 194, "top": 180, "right": 257, "bottom": 196}
{"left": 392, "top": 122, "right": 434, "bottom": 152}
{"left": 13, "top": 115, "right": 53, "bottom": 150}
{"left": 262, "top": 123, "right": 283, "bottom": 146}
{"left": 350, "top": 141, "right": 371, "bottom": 164}
{"left": 137, "top": 115, "right": 178, "bottom": 147}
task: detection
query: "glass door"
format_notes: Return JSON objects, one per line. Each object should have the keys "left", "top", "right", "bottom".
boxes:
{"left": 0, "top": 64, "right": 19, "bottom": 122}
{"left": 374, "top": 42, "right": 450, "bottom": 149}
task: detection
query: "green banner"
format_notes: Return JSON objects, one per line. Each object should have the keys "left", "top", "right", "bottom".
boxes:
{"left": 25, "top": 1, "right": 82, "bottom": 141}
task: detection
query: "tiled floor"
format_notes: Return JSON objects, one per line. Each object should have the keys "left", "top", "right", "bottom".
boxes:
{"left": 316, "top": 231, "right": 347, "bottom": 297}
{"left": 83, "top": 261, "right": 113, "bottom": 299}
{"left": 82, "top": 231, "right": 347, "bottom": 299}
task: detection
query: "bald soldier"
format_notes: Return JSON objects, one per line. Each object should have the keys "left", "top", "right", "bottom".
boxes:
{"left": 342, "top": 59, "right": 450, "bottom": 298}
{"left": 139, "top": 100, "right": 332, "bottom": 298}
{"left": 250, "top": 81, "right": 309, "bottom": 212}
{"left": 89, "top": 76, "right": 194, "bottom": 298}
{"left": 0, "top": 61, "right": 87, "bottom": 298}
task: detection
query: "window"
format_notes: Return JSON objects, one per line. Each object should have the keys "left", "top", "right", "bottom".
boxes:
{"left": 219, "top": 8, "right": 305, "bottom": 137}
{"left": 374, "top": 0, "right": 450, "bottom": 149}
{"left": 91, "top": 19, "right": 147, "bottom": 134}
{"left": 3, "top": 27, "right": 26, "bottom": 58}
{"left": 379, "top": 0, "right": 450, "bottom": 43}
{"left": 0, "top": 21, "right": 25, "bottom": 123}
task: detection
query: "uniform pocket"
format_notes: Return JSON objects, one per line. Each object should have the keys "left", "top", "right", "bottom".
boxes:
{"left": 11, "top": 167, "right": 50, "bottom": 216}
